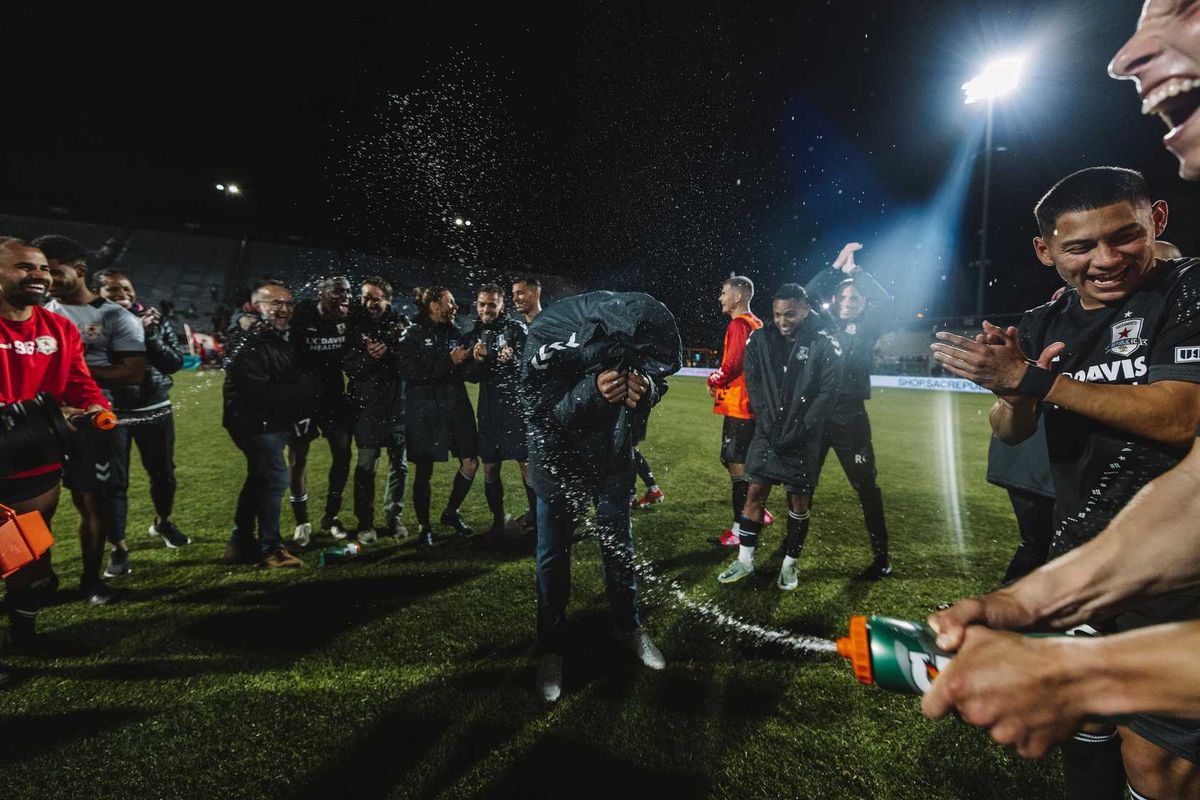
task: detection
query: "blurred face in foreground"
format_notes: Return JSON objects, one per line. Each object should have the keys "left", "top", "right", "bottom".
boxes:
{"left": 772, "top": 298, "right": 809, "bottom": 338}
{"left": 0, "top": 244, "right": 51, "bottom": 309}
{"left": 361, "top": 283, "right": 390, "bottom": 319}
{"left": 477, "top": 291, "right": 502, "bottom": 324}
{"left": 837, "top": 284, "right": 866, "bottom": 321}
{"left": 1111, "top": 0, "right": 1200, "bottom": 180}
{"left": 98, "top": 274, "right": 136, "bottom": 310}
{"left": 46, "top": 259, "right": 86, "bottom": 298}
{"left": 252, "top": 284, "right": 294, "bottom": 331}
{"left": 1033, "top": 200, "right": 1167, "bottom": 310}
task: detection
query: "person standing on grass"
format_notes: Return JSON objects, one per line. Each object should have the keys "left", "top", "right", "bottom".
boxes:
{"left": 717, "top": 283, "right": 842, "bottom": 591}
{"left": 463, "top": 284, "right": 535, "bottom": 541}
{"left": 804, "top": 242, "right": 894, "bottom": 580}
{"left": 395, "top": 286, "right": 479, "bottom": 547}
{"left": 93, "top": 269, "right": 190, "bottom": 581}
{"left": 0, "top": 238, "right": 108, "bottom": 689}
{"left": 36, "top": 234, "right": 145, "bottom": 607}
{"left": 707, "top": 275, "right": 766, "bottom": 548}
{"left": 222, "top": 279, "right": 317, "bottom": 569}
{"left": 345, "top": 277, "right": 409, "bottom": 544}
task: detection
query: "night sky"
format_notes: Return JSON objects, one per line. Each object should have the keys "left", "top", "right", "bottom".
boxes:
{"left": 6, "top": 2, "right": 1196, "bottom": 344}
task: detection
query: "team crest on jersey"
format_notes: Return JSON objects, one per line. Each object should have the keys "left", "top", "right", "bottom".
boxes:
{"left": 83, "top": 323, "right": 103, "bottom": 341}
{"left": 1106, "top": 317, "right": 1147, "bottom": 357}
{"left": 35, "top": 336, "right": 58, "bottom": 355}
{"left": 336, "top": 323, "right": 346, "bottom": 335}
{"left": 794, "top": 346, "right": 810, "bottom": 361}
{"left": 845, "top": 323, "right": 857, "bottom": 336}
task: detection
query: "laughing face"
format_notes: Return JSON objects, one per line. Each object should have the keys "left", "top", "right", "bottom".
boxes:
{"left": 1033, "top": 199, "right": 1168, "bottom": 310}
{"left": 0, "top": 244, "right": 52, "bottom": 308}
{"left": 1110, "top": 0, "right": 1200, "bottom": 180}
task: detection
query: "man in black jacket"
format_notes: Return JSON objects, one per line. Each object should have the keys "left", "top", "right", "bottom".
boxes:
{"left": 94, "top": 269, "right": 190, "bottom": 578}
{"left": 223, "top": 279, "right": 317, "bottom": 568}
{"left": 717, "top": 284, "right": 842, "bottom": 591}
{"left": 805, "top": 243, "right": 894, "bottom": 579}
{"left": 525, "top": 290, "right": 681, "bottom": 702}
{"left": 346, "top": 277, "right": 409, "bottom": 544}
{"left": 464, "top": 284, "right": 535, "bottom": 539}
{"left": 395, "top": 287, "right": 478, "bottom": 546}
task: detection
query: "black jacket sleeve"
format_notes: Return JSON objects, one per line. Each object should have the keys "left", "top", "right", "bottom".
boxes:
{"left": 743, "top": 332, "right": 766, "bottom": 426}
{"left": 805, "top": 268, "right": 845, "bottom": 307}
{"left": 230, "top": 338, "right": 318, "bottom": 410}
{"left": 798, "top": 331, "right": 844, "bottom": 447}
{"left": 551, "top": 373, "right": 611, "bottom": 429}
{"left": 850, "top": 269, "right": 892, "bottom": 304}
{"left": 147, "top": 321, "right": 186, "bottom": 375}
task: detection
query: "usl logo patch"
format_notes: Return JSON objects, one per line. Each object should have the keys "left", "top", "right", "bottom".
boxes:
{"left": 1176, "top": 346, "right": 1200, "bottom": 364}
{"left": 1107, "top": 317, "right": 1147, "bottom": 357}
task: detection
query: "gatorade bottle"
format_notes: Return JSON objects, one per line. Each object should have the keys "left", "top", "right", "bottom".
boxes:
{"left": 837, "top": 615, "right": 953, "bottom": 694}
{"left": 319, "top": 542, "right": 361, "bottom": 566}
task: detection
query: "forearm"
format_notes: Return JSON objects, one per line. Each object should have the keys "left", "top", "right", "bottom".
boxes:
{"left": 988, "top": 397, "right": 1037, "bottom": 444}
{"left": 1045, "top": 378, "right": 1199, "bottom": 446}
{"left": 89, "top": 363, "right": 142, "bottom": 386}
{"left": 1078, "top": 622, "right": 1200, "bottom": 720}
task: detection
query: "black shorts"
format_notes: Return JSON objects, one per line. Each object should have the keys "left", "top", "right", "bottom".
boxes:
{"left": 62, "top": 424, "right": 116, "bottom": 493}
{"left": 745, "top": 473, "right": 813, "bottom": 497}
{"left": 478, "top": 420, "right": 528, "bottom": 464}
{"left": 0, "top": 469, "right": 61, "bottom": 504}
{"left": 316, "top": 397, "right": 357, "bottom": 439}
{"left": 720, "top": 416, "right": 755, "bottom": 465}
{"left": 448, "top": 399, "right": 479, "bottom": 461}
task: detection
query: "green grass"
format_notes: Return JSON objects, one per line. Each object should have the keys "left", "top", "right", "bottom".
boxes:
{"left": 0, "top": 374, "right": 1061, "bottom": 799}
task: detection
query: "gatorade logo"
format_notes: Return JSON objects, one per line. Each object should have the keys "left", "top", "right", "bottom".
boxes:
{"left": 908, "top": 652, "right": 951, "bottom": 693}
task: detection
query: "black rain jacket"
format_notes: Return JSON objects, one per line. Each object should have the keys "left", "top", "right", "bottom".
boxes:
{"left": 344, "top": 309, "right": 408, "bottom": 448}
{"left": 222, "top": 324, "right": 319, "bottom": 436}
{"left": 463, "top": 314, "right": 530, "bottom": 458}
{"left": 110, "top": 305, "right": 187, "bottom": 411}
{"left": 395, "top": 313, "right": 474, "bottom": 461}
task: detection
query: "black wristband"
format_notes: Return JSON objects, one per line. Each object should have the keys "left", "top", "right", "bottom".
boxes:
{"left": 1016, "top": 364, "right": 1056, "bottom": 399}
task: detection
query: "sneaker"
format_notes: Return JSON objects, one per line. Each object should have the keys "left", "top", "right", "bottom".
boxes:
{"left": 440, "top": 511, "right": 474, "bottom": 537}
{"left": 224, "top": 538, "right": 259, "bottom": 565}
{"left": 104, "top": 548, "right": 131, "bottom": 578}
{"left": 713, "top": 529, "right": 740, "bottom": 547}
{"left": 389, "top": 519, "right": 410, "bottom": 540}
{"left": 856, "top": 558, "right": 893, "bottom": 581}
{"left": 777, "top": 561, "right": 799, "bottom": 591}
{"left": 614, "top": 626, "right": 666, "bottom": 670}
{"left": 149, "top": 521, "right": 190, "bottom": 548}
{"left": 357, "top": 529, "right": 377, "bottom": 545}
{"left": 82, "top": 580, "right": 121, "bottom": 606}
{"left": 292, "top": 523, "right": 312, "bottom": 548}
{"left": 417, "top": 527, "right": 437, "bottom": 549}
{"left": 717, "top": 559, "right": 754, "bottom": 584}
{"left": 322, "top": 518, "right": 349, "bottom": 540}
{"left": 634, "top": 488, "right": 665, "bottom": 509}
{"left": 536, "top": 653, "right": 563, "bottom": 702}
{"left": 261, "top": 548, "right": 303, "bottom": 569}
{"left": 763, "top": 509, "right": 774, "bottom": 526}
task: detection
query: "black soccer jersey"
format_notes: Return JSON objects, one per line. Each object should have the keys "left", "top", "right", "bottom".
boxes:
{"left": 1018, "top": 257, "right": 1200, "bottom": 556}
{"left": 292, "top": 300, "right": 353, "bottom": 401}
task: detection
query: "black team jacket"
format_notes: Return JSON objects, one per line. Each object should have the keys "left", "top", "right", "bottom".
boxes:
{"left": 804, "top": 267, "right": 891, "bottom": 403}
{"left": 463, "top": 313, "right": 530, "bottom": 460}
{"left": 222, "top": 323, "right": 319, "bottom": 436}
{"left": 742, "top": 313, "right": 843, "bottom": 489}
{"left": 110, "top": 304, "right": 187, "bottom": 412}
{"left": 344, "top": 309, "right": 408, "bottom": 448}
{"left": 394, "top": 312, "right": 473, "bottom": 462}
{"left": 523, "top": 291, "right": 681, "bottom": 504}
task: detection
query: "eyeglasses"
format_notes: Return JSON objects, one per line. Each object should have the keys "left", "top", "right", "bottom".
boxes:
{"left": 255, "top": 300, "right": 295, "bottom": 309}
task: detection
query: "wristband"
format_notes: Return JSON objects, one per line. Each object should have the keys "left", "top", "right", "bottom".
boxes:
{"left": 1016, "top": 364, "right": 1056, "bottom": 399}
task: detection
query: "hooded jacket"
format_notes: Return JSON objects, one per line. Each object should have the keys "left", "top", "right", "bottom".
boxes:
{"left": 742, "top": 312, "right": 843, "bottom": 487}
{"left": 463, "top": 313, "right": 529, "bottom": 458}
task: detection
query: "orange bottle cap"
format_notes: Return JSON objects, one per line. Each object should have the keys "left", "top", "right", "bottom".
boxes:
{"left": 837, "top": 615, "right": 874, "bottom": 686}
{"left": 93, "top": 410, "right": 118, "bottom": 431}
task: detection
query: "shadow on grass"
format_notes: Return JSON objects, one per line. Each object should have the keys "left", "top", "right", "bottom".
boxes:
{"left": 0, "top": 708, "right": 151, "bottom": 765}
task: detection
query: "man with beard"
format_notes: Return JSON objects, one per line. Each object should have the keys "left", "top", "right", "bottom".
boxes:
{"left": 223, "top": 280, "right": 316, "bottom": 568}
{"left": 511, "top": 277, "right": 543, "bottom": 325}
{"left": 716, "top": 284, "right": 842, "bottom": 591}
{"left": 345, "top": 277, "right": 409, "bottom": 544}
{"left": 0, "top": 238, "right": 107, "bottom": 687}
{"left": 927, "top": 167, "right": 1200, "bottom": 799}
{"left": 92, "top": 269, "right": 189, "bottom": 580}
{"left": 395, "top": 287, "right": 478, "bottom": 547}
{"left": 288, "top": 276, "right": 356, "bottom": 546}
{"left": 35, "top": 235, "right": 145, "bottom": 606}
{"left": 805, "top": 243, "right": 894, "bottom": 580}
{"left": 465, "top": 284, "right": 535, "bottom": 540}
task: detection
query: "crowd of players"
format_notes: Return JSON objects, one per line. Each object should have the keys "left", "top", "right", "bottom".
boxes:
{"left": 5, "top": 3, "right": 1200, "bottom": 796}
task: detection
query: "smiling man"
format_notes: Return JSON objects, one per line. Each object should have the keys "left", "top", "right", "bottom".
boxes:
{"left": 929, "top": 166, "right": 1200, "bottom": 798}
{"left": 1110, "top": 0, "right": 1200, "bottom": 180}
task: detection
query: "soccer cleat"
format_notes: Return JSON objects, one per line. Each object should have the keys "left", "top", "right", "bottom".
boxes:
{"left": 777, "top": 562, "right": 799, "bottom": 591}
{"left": 322, "top": 518, "right": 349, "bottom": 540}
{"left": 149, "top": 521, "right": 190, "bottom": 548}
{"left": 614, "top": 626, "right": 666, "bottom": 670}
{"left": 440, "top": 511, "right": 474, "bottom": 537}
{"left": 633, "top": 488, "right": 665, "bottom": 509}
{"left": 417, "top": 527, "right": 437, "bottom": 549}
{"left": 357, "top": 529, "right": 378, "bottom": 545}
{"left": 261, "top": 548, "right": 303, "bottom": 569}
{"left": 104, "top": 548, "right": 131, "bottom": 578}
{"left": 763, "top": 509, "right": 774, "bottom": 526}
{"left": 389, "top": 519, "right": 410, "bottom": 540}
{"left": 856, "top": 558, "right": 893, "bottom": 581}
{"left": 717, "top": 559, "right": 754, "bottom": 584}
{"left": 536, "top": 653, "right": 563, "bottom": 702}
{"left": 292, "top": 523, "right": 312, "bottom": 548}
{"left": 712, "top": 529, "right": 740, "bottom": 547}
{"left": 82, "top": 580, "right": 121, "bottom": 606}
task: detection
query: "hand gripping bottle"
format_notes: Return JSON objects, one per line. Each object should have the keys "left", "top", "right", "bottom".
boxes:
{"left": 837, "top": 615, "right": 953, "bottom": 694}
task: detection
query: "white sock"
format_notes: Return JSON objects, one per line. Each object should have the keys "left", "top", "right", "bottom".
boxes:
{"left": 649, "top": 484, "right": 659, "bottom": 493}
{"left": 732, "top": 520, "right": 742, "bottom": 535}
{"left": 737, "top": 545, "right": 755, "bottom": 565}
{"left": 781, "top": 555, "right": 797, "bottom": 571}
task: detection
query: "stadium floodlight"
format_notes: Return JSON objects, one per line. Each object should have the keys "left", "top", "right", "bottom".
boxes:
{"left": 961, "top": 56, "right": 1024, "bottom": 105}
{"left": 227, "top": 184, "right": 241, "bottom": 196}
{"left": 454, "top": 218, "right": 464, "bottom": 226}
{"left": 215, "top": 183, "right": 225, "bottom": 192}
{"left": 464, "top": 220, "right": 472, "bottom": 226}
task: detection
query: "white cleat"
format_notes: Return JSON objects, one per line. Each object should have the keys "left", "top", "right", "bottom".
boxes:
{"left": 615, "top": 626, "right": 666, "bottom": 671}
{"left": 536, "top": 653, "right": 563, "bottom": 702}
{"left": 357, "top": 529, "right": 378, "bottom": 545}
{"left": 389, "top": 519, "right": 410, "bottom": 540}
{"left": 717, "top": 559, "right": 754, "bottom": 584}
{"left": 292, "top": 523, "right": 312, "bottom": 548}
{"left": 777, "top": 562, "right": 799, "bottom": 591}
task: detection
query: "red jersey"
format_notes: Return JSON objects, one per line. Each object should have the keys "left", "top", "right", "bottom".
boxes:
{"left": 0, "top": 306, "right": 110, "bottom": 477}
{"left": 708, "top": 312, "right": 763, "bottom": 419}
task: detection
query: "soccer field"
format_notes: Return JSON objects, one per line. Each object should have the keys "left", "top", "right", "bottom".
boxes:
{"left": 0, "top": 373, "right": 1063, "bottom": 799}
